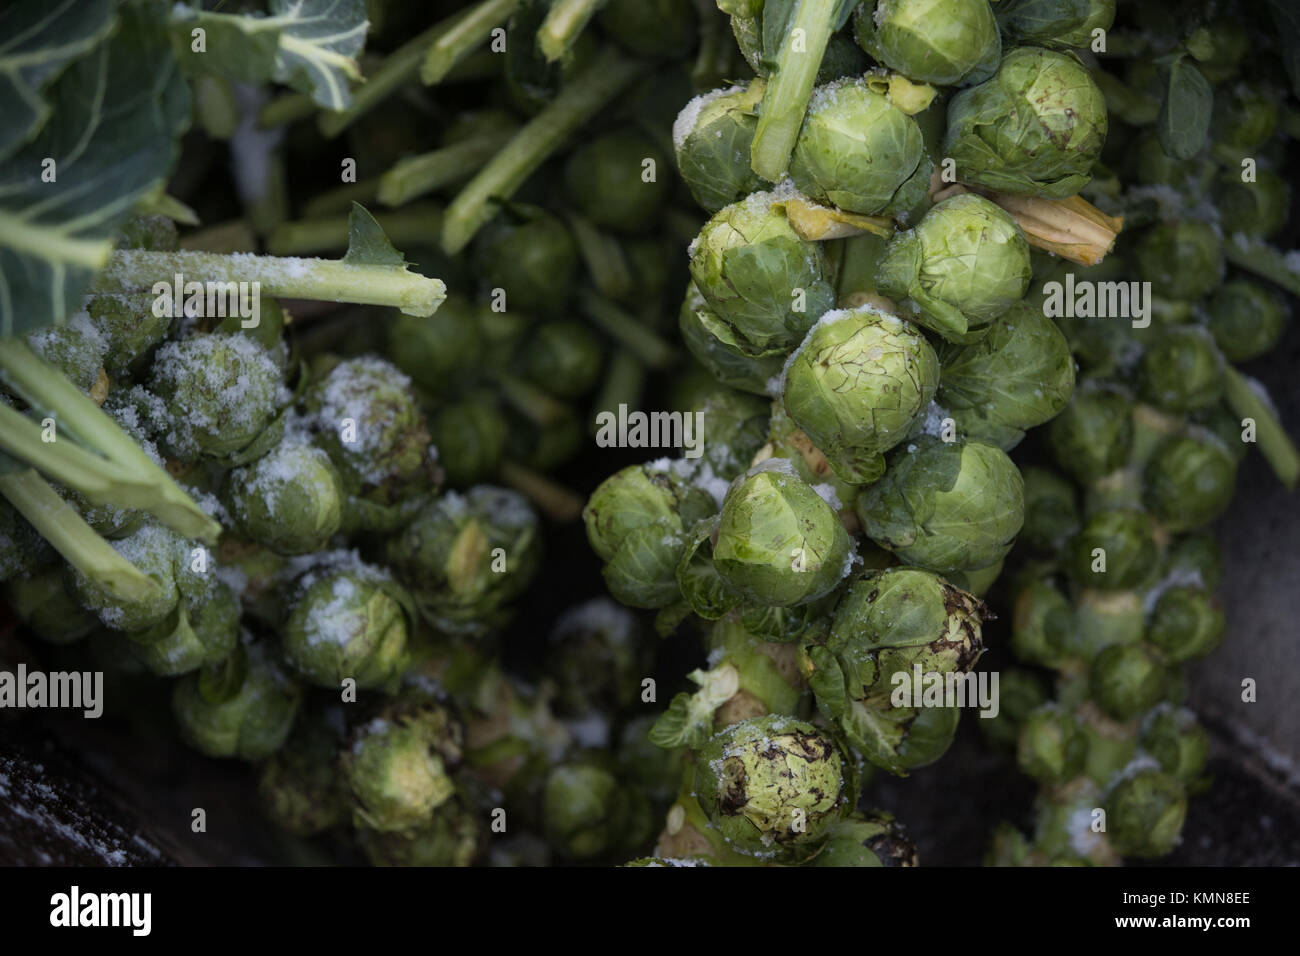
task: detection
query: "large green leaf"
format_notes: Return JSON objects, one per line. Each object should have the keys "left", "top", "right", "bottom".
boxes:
{"left": 1156, "top": 54, "right": 1211, "bottom": 161}
{"left": 0, "top": 0, "right": 117, "bottom": 161}
{"left": 170, "top": 0, "right": 367, "bottom": 110}
{"left": 0, "top": 4, "right": 190, "bottom": 336}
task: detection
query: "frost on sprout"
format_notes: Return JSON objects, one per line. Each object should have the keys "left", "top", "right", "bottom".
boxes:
{"left": 553, "top": 597, "right": 636, "bottom": 647}
{"left": 672, "top": 85, "right": 745, "bottom": 153}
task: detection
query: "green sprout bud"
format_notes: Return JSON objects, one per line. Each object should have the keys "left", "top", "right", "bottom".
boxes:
{"left": 429, "top": 399, "right": 509, "bottom": 487}
{"left": 677, "top": 385, "right": 770, "bottom": 480}
{"left": 343, "top": 710, "right": 460, "bottom": 832}
{"left": 386, "top": 295, "right": 485, "bottom": 398}
{"left": 856, "top": 437, "right": 1025, "bottom": 573}
{"left": 1210, "top": 84, "right": 1279, "bottom": 165}
{"left": 1090, "top": 644, "right": 1167, "bottom": 720}
{"left": 938, "top": 300, "right": 1076, "bottom": 450}
{"left": 980, "top": 667, "right": 1050, "bottom": 752}
{"left": 148, "top": 332, "right": 285, "bottom": 460}
{"left": 304, "top": 357, "right": 434, "bottom": 504}
{"left": 355, "top": 798, "right": 481, "bottom": 866}
{"left": 1138, "top": 327, "right": 1224, "bottom": 414}
{"left": 599, "top": 0, "right": 696, "bottom": 58}
{"left": 1067, "top": 508, "right": 1157, "bottom": 591}
{"left": 258, "top": 706, "right": 348, "bottom": 836}
{"left": 1047, "top": 382, "right": 1133, "bottom": 484}
{"left": 943, "top": 47, "right": 1107, "bottom": 198}
{"left": 1019, "top": 466, "right": 1080, "bottom": 554}
{"left": 1214, "top": 169, "right": 1289, "bottom": 240}
{"left": 522, "top": 321, "right": 603, "bottom": 399}
{"left": 995, "top": 0, "right": 1115, "bottom": 50}
{"left": 133, "top": 580, "right": 241, "bottom": 677}
{"left": 24, "top": 313, "right": 109, "bottom": 395}
{"left": 1131, "top": 131, "right": 1216, "bottom": 193}
{"left": 564, "top": 129, "right": 670, "bottom": 234}
{"left": 693, "top": 716, "right": 848, "bottom": 860}
{"left": 810, "top": 811, "right": 919, "bottom": 866}
{"left": 679, "top": 283, "right": 789, "bottom": 395}
{"left": 688, "top": 192, "right": 836, "bottom": 352}
{"left": 66, "top": 523, "right": 181, "bottom": 632}
{"left": 1140, "top": 707, "right": 1208, "bottom": 785}
{"left": 1132, "top": 221, "right": 1223, "bottom": 303}
{"left": 386, "top": 487, "right": 540, "bottom": 635}
{"left": 673, "top": 82, "right": 769, "bottom": 213}
{"left": 282, "top": 556, "right": 411, "bottom": 689}
{"left": 473, "top": 207, "right": 578, "bottom": 315}
{"left": 617, "top": 714, "right": 682, "bottom": 807}
{"left": 783, "top": 306, "right": 939, "bottom": 484}
{"left": 547, "top": 598, "right": 649, "bottom": 717}
{"left": 1011, "top": 576, "right": 1075, "bottom": 667}
{"left": 224, "top": 440, "right": 344, "bottom": 555}
{"left": 714, "top": 461, "right": 854, "bottom": 607}
{"left": 1161, "top": 532, "right": 1221, "bottom": 591}
{"left": 542, "top": 763, "right": 636, "bottom": 860}
{"left": 1142, "top": 433, "right": 1237, "bottom": 532}
{"left": 172, "top": 641, "right": 302, "bottom": 760}
{"left": 789, "top": 79, "right": 932, "bottom": 216}
{"left": 1206, "top": 280, "right": 1288, "bottom": 363}
{"left": 1147, "top": 585, "right": 1224, "bottom": 663}
{"left": 853, "top": 0, "right": 1001, "bottom": 86}
{"left": 0, "top": 498, "right": 54, "bottom": 582}
{"left": 1017, "top": 705, "right": 1087, "bottom": 783}
{"left": 4, "top": 567, "right": 99, "bottom": 645}
{"left": 876, "top": 194, "right": 1032, "bottom": 341}
{"left": 1105, "top": 767, "right": 1187, "bottom": 858}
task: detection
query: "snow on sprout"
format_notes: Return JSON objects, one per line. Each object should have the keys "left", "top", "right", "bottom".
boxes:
{"left": 553, "top": 597, "right": 636, "bottom": 647}
{"left": 812, "top": 483, "right": 843, "bottom": 511}
{"left": 672, "top": 84, "right": 745, "bottom": 153}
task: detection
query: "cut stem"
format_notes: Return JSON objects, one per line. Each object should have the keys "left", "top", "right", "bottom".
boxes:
{"left": 578, "top": 288, "right": 677, "bottom": 370}
{"left": 421, "top": 0, "right": 521, "bottom": 85}
{"left": 498, "top": 459, "right": 584, "bottom": 522}
{"left": 378, "top": 128, "right": 519, "bottom": 207}
{"left": 537, "top": 0, "right": 605, "bottom": 63}
{"left": 565, "top": 214, "right": 633, "bottom": 301}
{"left": 441, "top": 47, "right": 647, "bottom": 254}
{"left": 1222, "top": 366, "right": 1300, "bottom": 489}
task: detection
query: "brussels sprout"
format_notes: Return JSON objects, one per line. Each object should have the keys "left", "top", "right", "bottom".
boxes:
{"left": 1130, "top": 131, "right": 1216, "bottom": 193}
{"left": 1017, "top": 705, "right": 1087, "bottom": 783}
{"left": 1132, "top": 221, "right": 1223, "bottom": 304}
{"left": 1140, "top": 707, "right": 1208, "bottom": 784}
{"left": 543, "top": 763, "right": 642, "bottom": 860}
{"left": 84, "top": 294, "right": 173, "bottom": 379}
{"left": 1067, "top": 508, "right": 1157, "bottom": 591}
{"left": 66, "top": 523, "right": 181, "bottom": 632}
{"left": 24, "top": 313, "right": 109, "bottom": 395}
{"left": 303, "top": 356, "right": 434, "bottom": 504}
{"left": 1142, "top": 433, "right": 1236, "bottom": 532}
{"left": 598, "top": 0, "right": 696, "bottom": 57}
{"left": 132, "top": 580, "right": 241, "bottom": 677}
{"left": 583, "top": 461, "right": 718, "bottom": 609}
{"left": 386, "top": 487, "right": 541, "bottom": 636}
{"left": 943, "top": 47, "right": 1107, "bottom": 198}
{"left": 856, "top": 437, "right": 1025, "bottom": 573}
{"left": 1206, "top": 280, "right": 1288, "bottom": 363}
{"left": 4, "top": 567, "right": 99, "bottom": 645}
{"left": 693, "top": 715, "right": 848, "bottom": 860}
{"left": 429, "top": 399, "right": 509, "bottom": 487}
{"left": 1210, "top": 83, "right": 1279, "bottom": 166}
{"left": 1090, "top": 644, "right": 1167, "bottom": 720}
{"left": 148, "top": 332, "right": 285, "bottom": 461}
{"left": 760, "top": 403, "right": 862, "bottom": 521}
{"left": 688, "top": 192, "right": 836, "bottom": 351}
{"left": 678, "top": 284, "right": 790, "bottom": 395}
{"left": 782, "top": 306, "right": 939, "bottom": 484}
{"left": 172, "top": 641, "right": 302, "bottom": 760}
{"left": 673, "top": 82, "right": 769, "bottom": 214}
{"left": 678, "top": 385, "right": 770, "bottom": 480}
{"left": 980, "top": 667, "right": 1050, "bottom": 752}
{"left": 386, "top": 295, "right": 485, "bottom": 398}
{"left": 1138, "top": 327, "right": 1224, "bottom": 414}
{"left": 1105, "top": 768, "right": 1187, "bottom": 858}
{"left": 1214, "top": 169, "right": 1289, "bottom": 240}
{"left": 876, "top": 194, "right": 1032, "bottom": 341}
{"left": 564, "top": 129, "right": 671, "bottom": 234}
{"left": 0, "top": 498, "right": 55, "bottom": 582}
{"left": 355, "top": 798, "right": 482, "bottom": 866}
{"left": 224, "top": 439, "right": 344, "bottom": 556}
{"left": 810, "top": 811, "right": 919, "bottom": 866}
{"left": 1011, "top": 576, "right": 1075, "bottom": 667}
{"left": 1161, "top": 531, "right": 1222, "bottom": 591}
{"left": 521, "top": 321, "right": 603, "bottom": 399}
{"left": 473, "top": 207, "right": 579, "bottom": 315}
{"left": 1030, "top": 780, "right": 1118, "bottom": 865}
{"left": 1147, "top": 585, "right": 1225, "bottom": 663}
{"left": 282, "top": 556, "right": 411, "bottom": 689}
{"left": 853, "top": 0, "right": 1001, "bottom": 86}
{"left": 1019, "top": 466, "right": 1080, "bottom": 554}
{"left": 1047, "top": 382, "right": 1133, "bottom": 484}
{"left": 547, "top": 598, "right": 649, "bottom": 717}
{"left": 617, "top": 714, "right": 682, "bottom": 807}
{"left": 343, "top": 702, "right": 461, "bottom": 832}
{"left": 788, "top": 79, "right": 932, "bottom": 217}
{"left": 995, "top": 0, "right": 1115, "bottom": 50}
{"left": 258, "top": 707, "right": 348, "bottom": 836}
{"left": 713, "top": 460, "right": 853, "bottom": 607}
{"left": 938, "top": 300, "right": 1075, "bottom": 450}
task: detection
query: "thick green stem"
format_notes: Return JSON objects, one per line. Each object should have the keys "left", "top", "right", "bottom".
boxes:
{"left": 749, "top": 0, "right": 843, "bottom": 182}
{"left": 258, "top": 91, "right": 316, "bottom": 128}
{"left": 498, "top": 459, "right": 584, "bottom": 522}
{"left": 378, "top": 129, "right": 519, "bottom": 207}
{"left": 96, "top": 246, "right": 445, "bottom": 317}
{"left": 301, "top": 180, "right": 382, "bottom": 219}
{"left": 0, "top": 468, "right": 160, "bottom": 602}
{"left": 441, "top": 47, "right": 648, "bottom": 254}
{"left": 265, "top": 205, "right": 443, "bottom": 256}
{"left": 566, "top": 214, "right": 633, "bottom": 301}
{"left": 421, "top": 0, "right": 521, "bottom": 84}
{"left": 1223, "top": 234, "right": 1300, "bottom": 297}
{"left": 0, "top": 340, "right": 221, "bottom": 542}
{"left": 1222, "top": 366, "right": 1300, "bottom": 489}
{"left": 491, "top": 372, "right": 572, "bottom": 428}
{"left": 537, "top": 0, "right": 605, "bottom": 62}
{"left": 578, "top": 289, "right": 677, "bottom": 370}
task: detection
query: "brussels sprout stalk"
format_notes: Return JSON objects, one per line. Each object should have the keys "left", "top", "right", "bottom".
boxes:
{"left": 420, "top": 0, "right": 523, "bottom": 84}
{"left": 538, "top": 0, "right": 606, "bottom": 62}
{"left": 578, "top": 289, "right": 678, "bottom": 370}
{"left": 377, "top": 127, "right": 519, "bottom": 207}
{"left": 1221, "top": 367, "right": 1300, "bottom": 489}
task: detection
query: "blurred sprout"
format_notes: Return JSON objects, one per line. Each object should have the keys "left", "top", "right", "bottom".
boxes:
{"left": 564, "top": 129, "right": 671, "bottom": 234}
{"left": 1105, "top": 768, "right": 1187, "bottom": 858}
{"left": 1140, "top": 707, "right": 1209, "bottom": 784}
{"left": 1017, "top": 705, "right": 1087, "bottom": 783}
{"left": 853, "top": 0, "right": 1001, "bottom": 86}
{"left": 546, "top": 598, "right": 649, "bottom": 717}
{"left": 543, "top": 763, "right": 642, "bottom": 860}
{"left": 1067, "top": 508, "right": 1157, "bottom": 591}
{"left": 1138, "top": 327, "right": 1224, "bottom": 413}
{"left": 258, "top": 706, "right": 348, "bottom": 836}
{"left": 1209, "top": 83, "right": 1279, "bottom": 165}
{"left": 713, "top": 461, "right": 853, "bottom": 607}
{"left": 688, "top": 192, "right": 836, "bottom": 352}
{"left": 876, "top": 194, "right": 1032, "bottom": 341}
{"left": 1133, "top": 221, "right": 1223, "bottom": 304}
{"left": 1142, "top": 433, "right": 1237, "bottom": 532}
{"left": 132, "top": 579, "right": 241, "bottom": 677}
{"left": 86, "top": 293, "right": 171, "bottom": 378}
{"left": 1018, "top": 466, "right": 1080, "bottom": 555}
{"left": 1214, "top": 169, "right": 1289, "bottom": 240}
{"left": 1047, "top": 382, "right": 1133, "bottom": 484}
{"left": 782, "top": 306, "right": 939, "bottom": 484}
{"left": 692, "top": 716, "right": 848, "bottom": 861}
{"left": 172, "top": 641, "right": 302, "bottom": 760}
{"left": 0, "top": 498, "right": 54, "bottom": 582}
{"left": 994, "top": 0, "right": 1115, "bottom": 49}
{"left": 1206, "top": 280, "right": 1288, "bottom": 363}
{"left": 980, "top": 667, "right": 1050, "bottom": 752}
{"left": 473, "top": 206, "right": 579, "bottom": 315}
{"left": 1090, "top": 644, "right": 1167, "bottom": 720}
{"left": 598, "top": 0, "right": 697, "bottom": 58}
{"left": 1011, "top": 576, "right": 1075, "bottom": 667}
{"left": 521, "top": 321, "right": 603, "bottom": 399}
{"left": 1147, "top": 585, "right": 1225, "bottom": 663}
{"left": 24, "top": 314, "right": 109, "bottom": 395}
{"left": 672, "top": 82, "right": 769, "bottom": 214}
{"left": 789, "top": 79, "right": 931, "bottom": 217}
{"left": 355, "top": 798, "right": 482, "bottom": 866}
{"left": 4, "top": 567, "right": 99, "bottom": 645}
{"left": 810, "top": 811, "right": 919, "bottom": 866}
{"left": 386, "top": 296, "right": 485, "bottom": 399}
{"left": 856, "top": 437, "right": 1025, "bottom": 574}
{"left": 224, "top": 439, "right": 345, "bottom": 556}
{"left": 943, "top": 47, "right": 1107, "bottom": 198}
{"left": 429, "top": 399, "right": 509, "bottom": 487}
{"left": 65, "top": 523, "right": 181, "bottom": 632}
